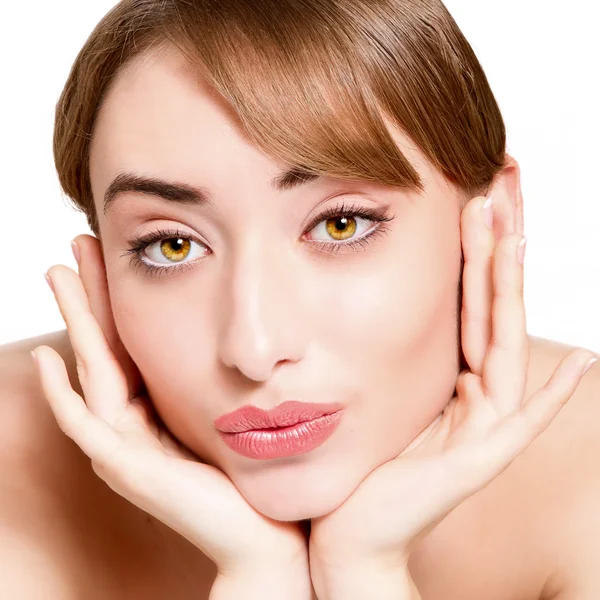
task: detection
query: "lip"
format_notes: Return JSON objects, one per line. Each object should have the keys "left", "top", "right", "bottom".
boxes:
{"left": 217, "top": 412, "right": 344, "bottom": 459}
{"left": 214, "top": 400, "right": 345, "bottom": 433}
{"left": 214, "top": 401, "right": 345, "bottom": 460}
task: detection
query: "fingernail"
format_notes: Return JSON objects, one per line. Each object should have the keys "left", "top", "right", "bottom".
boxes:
{"left": 31, "top": 350, "right": 38, "bottom": 368}
{"left": 482, "top": 196, "right": 493, "bottom": 230}
{"left": 582, "top": 357, "right": 598, "bottom": 377}
{"left": 71, "top": 240, "right": 81, "bottom": 265}
{"left": 517, "top": 236, "right": 527, "bottom": 265}
{"left": 45, "top": 272, "right": 55, "bottom": 293}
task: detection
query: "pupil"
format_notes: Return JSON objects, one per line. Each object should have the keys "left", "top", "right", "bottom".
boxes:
{"left": 171, "top": 238, "right": 184, "bottom": 250}
{"left": 335, "top": 217, "right": 348, "bottom": 231}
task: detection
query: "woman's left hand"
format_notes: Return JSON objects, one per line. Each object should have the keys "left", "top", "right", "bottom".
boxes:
{"left": 308, "top": 192, "right": 598, "bottom": 577}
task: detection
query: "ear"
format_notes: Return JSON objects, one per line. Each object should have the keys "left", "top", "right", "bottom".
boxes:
{"left": 489, "top": 153, "right": 525, "bottom": 238}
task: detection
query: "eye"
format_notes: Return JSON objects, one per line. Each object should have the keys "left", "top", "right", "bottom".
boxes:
{"left": 122, "top": 226, "right": 209, "bottom": 278}
{"left": 144, "top": 236, "right": 207, "bottom": 265}
{"left": 308, "top": 214, "right": 369, "bottom": 243}
{"left": 122, "top": 200, "right": 396, "bottom": 279}
{"left": 303, "top": 199, "right": 395, "bottom": 253}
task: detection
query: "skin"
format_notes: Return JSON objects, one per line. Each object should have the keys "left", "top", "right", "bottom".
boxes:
{"left": 307, "top": 208, "right": 596, "bottom": 598}
{"left": 2, "top": 42, "right": 600, "bottom": 600}
{"left": 35, "top": 178, "right": 596, "bottom": 599}
{"left": 87, "top": 43, "right": 475, "bottom": 522}
{"left": 3, "top": 329, "right": 599, "bottom": 598}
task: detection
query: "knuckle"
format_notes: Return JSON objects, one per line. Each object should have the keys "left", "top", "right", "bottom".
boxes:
{"left": 57, "top": 414, "right": 79, "bottom": 441}
{"left": 75, "top": 354, "right": 87, "bottom": 372}
{"left": 75, "top": 356, "right": 90, "bottom": 384}
{"left": 91, "top": 460, "right": 107, "bottom": 480}
{"left": 100, "top": 444, "right": 137, "bottom": 487}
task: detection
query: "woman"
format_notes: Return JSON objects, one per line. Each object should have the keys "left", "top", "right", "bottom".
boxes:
{"left": 1, "top": 0, "right": 598, "bottom": 598}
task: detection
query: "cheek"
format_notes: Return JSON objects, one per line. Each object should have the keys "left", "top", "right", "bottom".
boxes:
{"left": 107, "top": 276, "right": 222, "bottom": 460}
{"left": 316, "top": 227, "right": 460, "bottom": 371}
{"left": 109, "top": 282, "right": 208, "bottom": 371}
{"left": 106, "top": 273, "right": 217, "bottom": 393}
{"left": 317, "top": 222, "right": 462, "bottom": 455}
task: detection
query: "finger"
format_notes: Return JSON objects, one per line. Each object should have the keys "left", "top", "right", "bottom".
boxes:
{"left": 73, "top": 234, "right": 144, "bottom": 400}
{"left": 460, "top": 195, "right": 496, "bottom": 375}
{"left": 120, "top": 399, "right": 199, "bottom": 463}
{"left": 32, "top": 345, "right": 122, "bottom": 464}
{"left": 473, "top": 349, "right": 597, "bottom": 484}
{"left": 482, "top": 233, "right": 529, "bottom": 416}
{"left": 46, "top": 264, "right": 129, "bottom": 424}
{"left": 33, "top": 346, "right": 166, "bottom": 499}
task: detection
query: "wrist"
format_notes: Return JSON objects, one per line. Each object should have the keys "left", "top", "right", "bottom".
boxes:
{"left": 216, "top": 533, "right": 309, "bottom": 579}
{"left": 310, "top": 555, "right": 419, "bottom": 600}
{"left": 211, "top": 555, "right": 313, "bottom": 600}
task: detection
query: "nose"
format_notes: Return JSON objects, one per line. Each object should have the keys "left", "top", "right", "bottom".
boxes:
{"left": 217, "top": 242, "right": 306, "bottom": 382}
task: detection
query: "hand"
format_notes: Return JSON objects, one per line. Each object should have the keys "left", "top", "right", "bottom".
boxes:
{"left": 309, "top": 192, "right": 598, "bottom": 574}
{"left": 32, "top": 235, "right": 309, "bottom": 580}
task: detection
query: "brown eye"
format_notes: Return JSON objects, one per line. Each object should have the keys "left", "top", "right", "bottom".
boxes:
{"left": 307, "top": 213, "right": 374, "bottom": 245}
{"left": 159, "top": 237, "right": 192, "bottom": 262}
{"left": 141, "top": 235, "right": 208, "bottom": 267}
{"left": 324, "top": 216, "right": 357, "bottom": 241}
{"left": 303, "top": 199, "right": 395, "bottom": 252}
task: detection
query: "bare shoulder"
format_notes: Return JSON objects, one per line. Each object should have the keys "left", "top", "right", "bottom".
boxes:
{"left": 409, "top": 335, "right": 600, "bottom": 600}
{"left": 0, "top": 330, "right": 216, "bottom": 599}
{"left": 519, "top": 336, "right": 600, "bottom": 599}
{"left": 0, "top": 330, "right": 83, "bottom": 493}
{"left": 524, "top": 335, "right": 600, "bottom": 470}
{"left": 0, "top": 329, "right": 79, "bottom": 441}
{"left": 0, "top": 330, "right": 93, "bottom": 598}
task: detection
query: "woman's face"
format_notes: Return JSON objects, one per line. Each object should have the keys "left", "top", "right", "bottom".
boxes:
{"left": 89, "top": 45, "right": 465, "bottom": 521}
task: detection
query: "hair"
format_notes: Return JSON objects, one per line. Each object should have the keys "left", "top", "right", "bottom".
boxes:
{"left": 54, "top": 0, "right": 507, "bottom": 238}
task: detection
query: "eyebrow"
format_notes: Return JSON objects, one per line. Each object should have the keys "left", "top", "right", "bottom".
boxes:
{"left": 103, "top": 168, "right": 321, "bottom": 215}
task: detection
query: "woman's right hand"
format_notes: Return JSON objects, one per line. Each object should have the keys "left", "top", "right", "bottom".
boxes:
{"left": 31, "top": 234, "right": 309, "bottom": 582}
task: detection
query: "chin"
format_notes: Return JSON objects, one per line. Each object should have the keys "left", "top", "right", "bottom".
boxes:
{"left": 250, "top": 494, "right": 347, "bottom": 522}
{"left": 231, "top": 465, "right": 361, "bottom": 522}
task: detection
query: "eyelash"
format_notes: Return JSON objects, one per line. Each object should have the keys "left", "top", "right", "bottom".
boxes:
{"left": 122, "top": 199, "right": 396, "bottom": 279}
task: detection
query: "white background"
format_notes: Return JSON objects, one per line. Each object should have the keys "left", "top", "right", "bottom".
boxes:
{"left": 1, "top": 1, "right": 598, "bottom": 350}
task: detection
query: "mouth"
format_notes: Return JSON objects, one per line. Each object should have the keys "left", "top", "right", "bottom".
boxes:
{"left": 214, "top": 400, "right": 345, "bottom": 433}
{"left": 217, "top": 410, "right": 344, "bottom": 460}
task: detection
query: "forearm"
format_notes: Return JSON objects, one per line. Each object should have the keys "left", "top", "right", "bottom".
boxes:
{"left": 209, "top": 559, "right": 316, "bottom": 600}
{"left": 311, "top": 560, "right": 421, "bottom": 600}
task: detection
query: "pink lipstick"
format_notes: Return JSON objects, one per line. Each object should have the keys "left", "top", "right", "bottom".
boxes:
{"left": 214, "top": 401, "right": 344, "bottom": 460}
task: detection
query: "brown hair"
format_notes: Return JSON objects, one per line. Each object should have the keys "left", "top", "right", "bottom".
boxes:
{"left": 54, "top": 0, "right": 507, "bottom": 238}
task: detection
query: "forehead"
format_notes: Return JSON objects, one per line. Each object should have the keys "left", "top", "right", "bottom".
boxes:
{"left": 90, "top": 45, "right": 453, "bottom": 210}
